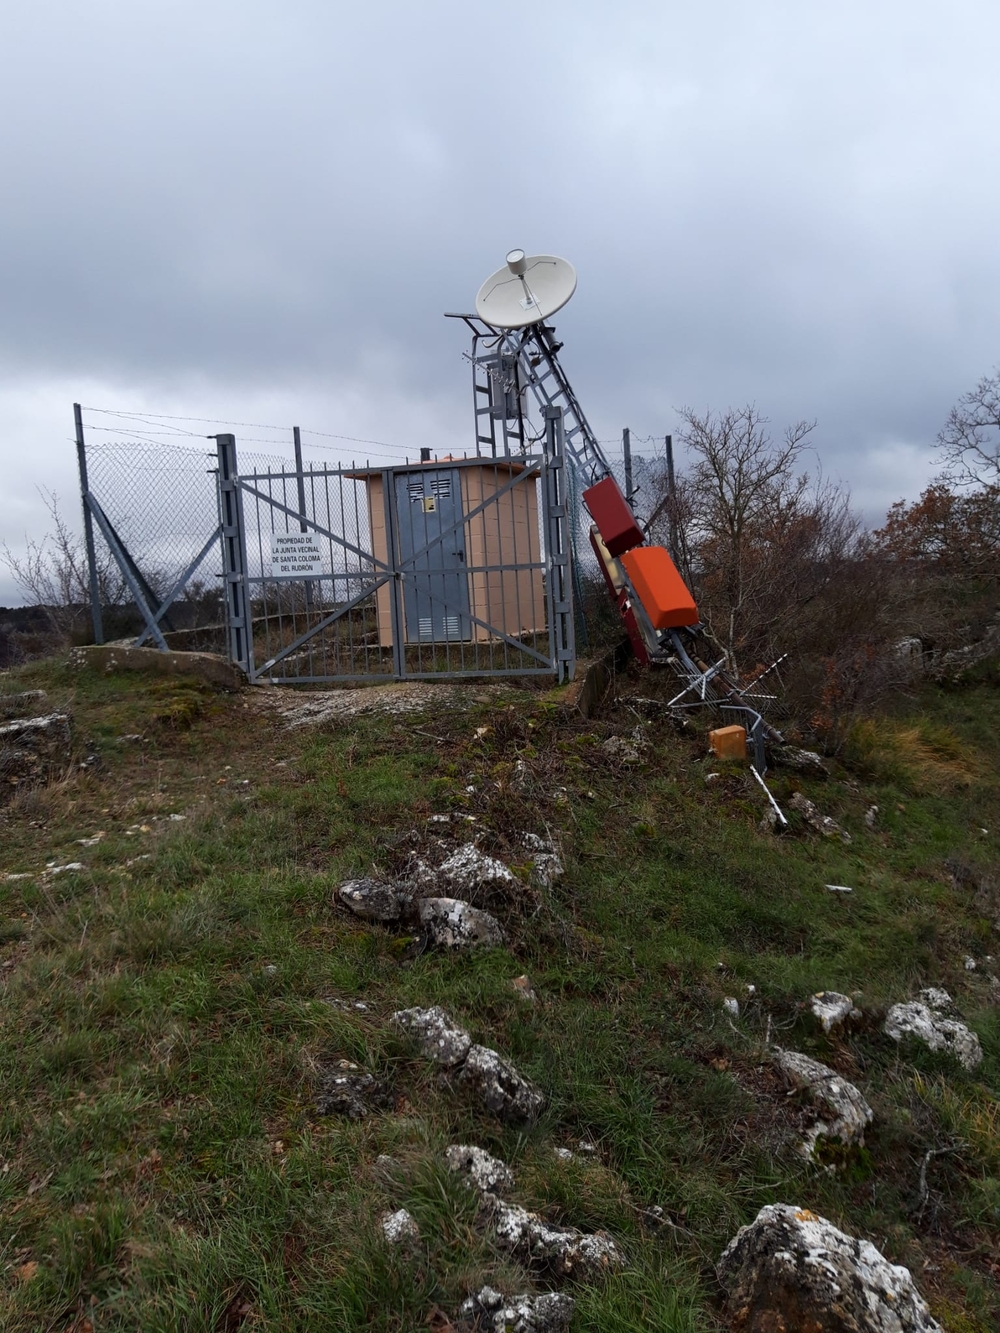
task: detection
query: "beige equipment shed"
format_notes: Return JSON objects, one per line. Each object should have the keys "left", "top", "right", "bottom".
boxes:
{"left": 352, "top": 458, "right": 546, "bottom": 647}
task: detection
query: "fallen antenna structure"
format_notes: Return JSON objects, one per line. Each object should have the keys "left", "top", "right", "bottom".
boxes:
{"left": 448, "top": 249, "right": 787, "bottom": 797}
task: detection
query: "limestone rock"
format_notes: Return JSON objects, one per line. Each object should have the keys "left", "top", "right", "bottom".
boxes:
{"left": 522, "top": 833, "right": 564, "bottom": 889}
{"left": 771, "top": 745, "right": 830, "bottom": 777}
{"left": 788, "top": 792, "right": 851, "bottom": 843}
{"left": 600, "top": 734, "right": 644, "bottom": 764}
{"left": 884, "top": 988, "right": 982, "bottom": 1071}
{"left": 458, "top": 1044, "right": 545, "bottom": 1124}
{"left": 773, "top": 1048, "right": 873, "bottom": 1159}
{"left": 483, "top": 1196, "right": 625, "bottom": 1279}
{"left": 445, "top": 1144, "right": 515, "bottom": 1195}
{"left": 380, "top": 1208, "right": 419, "bottom": 1245}
{"left": 438, "top": 843, "right": 516, "bottom": 895}
{"left": 390, "top": 1005, "right": 472, "bottom": 1066}
{"left": 0, "top": 713, "right": 72, "bottom": 796}
{"left": 315, "top": 1061, "right": 389, "bottom": 1118}
{"left": 718, "top": 1203, "right": 942, "bottom": 1332}
{"left": 458, "top": 1285, "right": 575, "bottom": 1333}
{"left": 337, "top": 877, "right": 410, "bottom": 922}
{"left": 811, "top": 991, "right": 862, "bottom": 1034}
{"left": 417, "top": 897, "right": 504, "bottom": 949}
{"left": 0, "top": 690, "right": 48, "bottom": 720}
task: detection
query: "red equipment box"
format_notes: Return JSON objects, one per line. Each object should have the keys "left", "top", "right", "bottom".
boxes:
{"left": 582, "top": 476, "right": 644, "bottom": 557}
{"left": 620, "top": 545, "right": 698, "bottom": 630}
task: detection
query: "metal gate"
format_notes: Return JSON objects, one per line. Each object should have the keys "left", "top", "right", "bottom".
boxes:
{"left": 219, "top": 406, "right": 575, "bottom": 684}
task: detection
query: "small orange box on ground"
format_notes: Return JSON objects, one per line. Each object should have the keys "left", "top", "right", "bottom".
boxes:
{"left": 709, "top": 725, "right": 748, "bottom": 761}
{"left": 620, "top": 545, "right": 698, "bottom": 630}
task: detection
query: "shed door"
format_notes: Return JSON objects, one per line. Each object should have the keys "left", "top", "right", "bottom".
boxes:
{"left": 394, "top": 469, "right": 471, "bottom": 642}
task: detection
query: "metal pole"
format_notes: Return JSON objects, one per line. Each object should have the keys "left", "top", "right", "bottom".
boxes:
{"left": 665, "top": 433, "right": 678, "bottom": 562}
{"left": 293, "top": 425, "right": 313, "bottom": 614}
{"left": 622, "top": 426, "right": 633, "bottom": 503}
{"left": 74, "top": 404, "right": 104, "bottom": 644}
{"left": 216, "top": 434, "right": 253, "bottom": 675}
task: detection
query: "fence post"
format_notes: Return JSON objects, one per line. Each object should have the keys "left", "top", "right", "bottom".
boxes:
{"left": 74, "top": 403, "right": 104, "bottom": 644}
{"left": 623, "top": 426, "right": 633, "bottom": 502}
{"left": 292, "top": 426, "right": 314, "bottom": 615}
{"left": 216, "top": 434, "right": 253, "bottom": 675}
{"left": 543, "top": 406, "right": 576, "bottom": 683}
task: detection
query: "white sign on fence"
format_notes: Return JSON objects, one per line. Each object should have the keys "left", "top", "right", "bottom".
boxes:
{"left": 269, "top": 533, "right": 325, "bottom": 578}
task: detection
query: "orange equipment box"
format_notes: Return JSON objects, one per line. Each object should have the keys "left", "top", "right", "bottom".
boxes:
{"left": 582, "top": 476, "right": 644, "bottom": 557}
{"left": 620, "top": 545, "right": 698, "bottom": 630}
{"left": 709, "top": 725, "right": 748, "bottom": 761}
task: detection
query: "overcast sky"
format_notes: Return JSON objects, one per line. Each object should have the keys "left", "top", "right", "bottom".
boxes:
{"left": 2, "top": 0, "right": 998, "bottom": 604}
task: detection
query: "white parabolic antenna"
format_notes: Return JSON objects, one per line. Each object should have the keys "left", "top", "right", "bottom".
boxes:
{"left": 475, "top": 249, "right": 577, "bottom": 329}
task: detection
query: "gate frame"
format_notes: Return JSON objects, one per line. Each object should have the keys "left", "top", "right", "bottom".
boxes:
{"left": 221, "top": 408, "right": 575, "bottom": 685}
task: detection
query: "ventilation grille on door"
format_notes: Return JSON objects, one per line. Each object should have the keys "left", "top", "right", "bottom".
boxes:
{"left": 407, "top": 480, "right": 424, "bottom": 502}
{"left": 418, "top": 615, "right": 462, "bottom": 640}
{"left": 429, "top": 478, "right": 452, "bottom": 497}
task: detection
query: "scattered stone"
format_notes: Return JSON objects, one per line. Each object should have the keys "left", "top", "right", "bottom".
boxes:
{"left": 117, "top": 733, "right": 146, "bottom": 744}
{"left": 75, "top": 833, "right": 105, "bottom": 847}
{"left": 773, "top": 1048, "right": 873, "bottom": 1159}
{"left": 771, "top": 745, "right": 829, "bottom": 777}
{"left": 865, "top": 804, "right": 879, "bottom": 828}
{"left": 438, "top": 843, "right": 516, "bottom": 895}
{"left": 553, "top": 1147, "right": 574, "bottom": 1161}
{"left": 964, "top": 955, "right": 977, "bottom": 971}
{"left": 338, "top": 877, "right": 410, "bottom": 922}
{"left": 0, "top": 713, "right": 72, "bottom": 798}
{"left": 788, "top": 792, "right": 851, "bottom": 843}
{"left": 380, "top": 1208, "right": 419, "bottom": 1245}
{"left": 510, "top": 974, "right": 538, "bottom": 1003}
{"left": 374, "top": 1154, "right": 399, "bottom": 1178}
{"left": 445, "top": 1144, "right": 515, "bottom": 1195}
{"left": 825, "top": 883, "right": 854, "bottom": 894}
{"left": 522, "top": 832, "right": 564, "bottom": 888}
{"left": 48, "top": 862, "right": 85, "bottom": 876}
{"left": 315, "top": 1061, "right": 390, "bottom": 1118}
{"left": 758, "top": 805, "right": 779, "bottom": 832}
{"left": 717, "top": 1203, "right": 942, "bottom": 1333}
{"left": 458, "top": 1044, "right": 545, "bottom": 1123}
{"left": 417, "top": 897, "right": 505, "bottom": 949}
{"left": 723, "top": 996, "right": 740, "bottom": 1019}
{"left": 483, "top": 1195, "right": 625, "bottom": 1278}
{"left": 884, "top": 988, "right": 983, "bottom": 1071}
{"left": 458, "top": 1285, "right": 575, "bottom": 1333}
{"left": 390, "top": 1006, "right": 472, "bottom": 1067}
{"left": 810, "top": 991, "right": 861, "bottom": 1033}
{"left": 600, "top": 734, "right": 644, "bottom": 764}
{"left": 0, "top": 689, "right": 48, "bottom": 719}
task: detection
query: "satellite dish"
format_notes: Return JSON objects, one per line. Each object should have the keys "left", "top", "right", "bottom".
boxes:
{"left": 475, "top": 250, "right": 577, "bottom": 329}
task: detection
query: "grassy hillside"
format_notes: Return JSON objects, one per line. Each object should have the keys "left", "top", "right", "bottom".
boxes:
{"left": 1, "top": 657, "right": 998, "bottom": 1331}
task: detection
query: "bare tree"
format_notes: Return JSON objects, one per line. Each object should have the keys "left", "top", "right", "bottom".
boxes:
{"left": 675, "top": 404, "right": 818, "bottom": 670}
{"left": 1, "top": 489, "right": 127, "bottom": 634}
{"left": 938, "top": 368, "right": 1000, "bottom": 489}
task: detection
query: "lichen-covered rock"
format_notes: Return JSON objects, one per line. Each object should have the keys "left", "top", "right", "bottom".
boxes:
{"left": 458, "top": 1043, "right": 545, "bottom": 1123}
{"left": 315, "top": 1061, "right": 389, "bottom": 1118}
{"left": 522, "top": 833, "right": 564, "bottom": 888}
{"left": 600, "top": 734, "right": 645, "bottom": 764}
{"left": 773, "top": 1048, "right": 873, "bottom": 1159}
{"left": 445, "top": 1144, "right": 515, "bottom": 1195}
{"left": 811, "top": 991, "right": 862, "bottom": 1034}
{"left": 884, "top": 988, "right": 982, "bottom": 1071}
{"left": 771, "top": 745, "right": 830, "bottom": 777}
{"left": 337, "top": 877, "right": 410, "bottom": 922}
{"left": 718, "top": 1203, "right": 942, "bottom": 1332}
{"left": 458, "top": 1285, "right": 574, "bottom": 1333}
{"left": 438, "top": 843, "right": 516, "bottom": 895}
{"left": 417, "top": 897, "right": 504, "bottom": 949}
{"left": 788, "top": 792, "right": 851, "bottom": 843}
{"left": 483, "top": 1196, "right": 625, "bottom": 1278}
{"left": 380, "top": 1208, "right": 419, "bottom": 1245}
{"left": 390, "top": 1006, "right": 472, "bottom": 1066}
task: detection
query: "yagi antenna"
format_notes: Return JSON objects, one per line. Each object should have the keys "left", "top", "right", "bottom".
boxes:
{"left": 475, "top": 249, "right": 578, "bottom": 329}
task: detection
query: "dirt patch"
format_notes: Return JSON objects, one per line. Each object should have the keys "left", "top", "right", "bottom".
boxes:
{"left": 252, "top": 681, "right": 514, "bottom": 726}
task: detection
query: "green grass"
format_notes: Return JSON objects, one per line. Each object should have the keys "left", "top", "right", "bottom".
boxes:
{"left": 0, "top": 657, "right": 998, "bottom": 1330}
